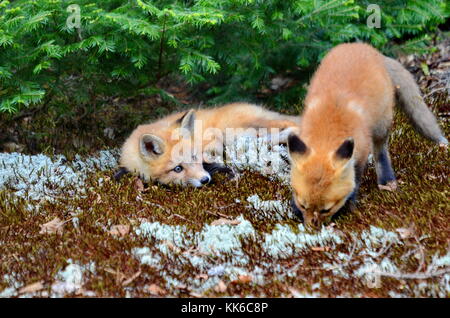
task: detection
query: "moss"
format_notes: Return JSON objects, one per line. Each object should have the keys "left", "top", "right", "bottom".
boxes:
{"left": 0, "top": 83, "right": 449, "bottom": 297}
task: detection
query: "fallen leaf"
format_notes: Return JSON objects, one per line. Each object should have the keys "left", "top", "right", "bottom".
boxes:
{"left": 137, "top": 217, "right": 149, "bottom": 224}
{"left": 104, "top": 268, "right": 126, "bottom": 285}
{"left": 109, "top": 224, "right": 130, "bottom": 237}
{"left": 211, "top": 218, "right": 241, "bottom": 226}
{"left": 22, "top": 116, "right": 32, "bottom": 125}
{"left": 103, "top": 127, "right": 115, "bottom": 139}
{"left": 39, "top": 217, "right": 64, "bottom": 235}
{"left": 145, "top": 284, "right": 166, "bottom": 296}
{"left": 270, "top": 76, "right": 292, "bottom": 90}
{"left": 363, "top": 292, "right": 381, "bottom": 298}
{"left": 2, "top": 142, "right": 25, "bottom": 153}
{"left": 327, "top": 222, "right": 336, "bottom": 228}
{"left": 396, "top": 224, "right": 416, "bottom": 239}
{"left": 287, "top": 286, "right": 303, "bottom": 298}
{"left": 311, "top": 246, "right": 330, "bottom": 252}
{"left": 238, "top": 275, "right": 252, "bottom": 284}
{"left": 420, "top": 62, "right": 430, "bottom": 76}
{"left": 195, "top": 274, "right": 209, "bottom": 280}
{"left": 190, "top": 292, "right": 203, "bottom": 298}
{"left": 19, "top": 281, "right": 44, "bottom": 294}
{"left": 213, "top": 280, "right": 227, "bottom": 293}
{"left": 378, "top": 181, "right": 398, "bottom": 192}
{"left": 175, "top": 284, "right": 188, "bottom": 290}
{"left": 163, "top": 240, "right": 180, "bottom": 253}
{"left": 182, "top": 246, "right": 208, "bottom": 257}
{"left": 122, "top": 271, "right": 141, "bottom": 286}
{"left": 75, "top": 288, "right": 96, "bottom": 297}
{"left": 260, "top": 87, "right": 271, "bottom": 94}
{"left": 134, "top": 177, "right": 144, "bottom": 192}
{"left": 104, "top": 268, "right": 117, "bottom": 275}
{"left": 414, "top": 251, "right": 423, "bottom": 260}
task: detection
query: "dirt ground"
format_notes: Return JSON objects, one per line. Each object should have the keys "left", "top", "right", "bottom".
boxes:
{"left": 0, "top": 38, "right": 448, "bottom": 298}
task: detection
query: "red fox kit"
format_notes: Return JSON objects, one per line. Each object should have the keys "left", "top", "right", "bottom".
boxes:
{"left": 288, "top": 43, "right": 448, "bottom": 226}
{"left": 117, "top": 102, "right": 300, "bottom": 187}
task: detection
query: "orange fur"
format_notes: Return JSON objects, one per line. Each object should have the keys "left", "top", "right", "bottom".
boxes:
{"left": 289, "top": 43, "right": 395, "bottom": 226}
{"left": 119, "top": 102, "right": 300, "bottom": 187}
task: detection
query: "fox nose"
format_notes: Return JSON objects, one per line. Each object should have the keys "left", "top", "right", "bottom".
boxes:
{"left": 200, "top": 176, "right": 211, "bottom": 185}
{"left": 309, "top": 212, "right": 322, "bottom": 227}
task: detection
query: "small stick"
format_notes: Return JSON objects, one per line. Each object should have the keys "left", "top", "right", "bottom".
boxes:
{"left": 371, "top": 268, "right": 449, "bottom": 280}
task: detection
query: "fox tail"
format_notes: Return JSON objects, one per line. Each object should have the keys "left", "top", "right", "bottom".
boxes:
{"left": 384, "top": 56, "right": 448, "bottom": 145}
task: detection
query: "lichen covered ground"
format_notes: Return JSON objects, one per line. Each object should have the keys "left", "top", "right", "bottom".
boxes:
{"left": 0, "top": 109, "right": 449, "bottom": 297}
{"left": 0, "top": 38, "right": 449, "bottom": 297}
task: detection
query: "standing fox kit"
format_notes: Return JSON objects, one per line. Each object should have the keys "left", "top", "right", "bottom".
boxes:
{"left": 288, "top": 43, "right": 448, "bottom": 226}
{"left": 118, "top": 102, "right": 300, "bottom": 187}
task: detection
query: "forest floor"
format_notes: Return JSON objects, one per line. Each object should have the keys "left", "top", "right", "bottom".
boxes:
{"left": 0, "top": 38, "right": 449, "bottom": 298}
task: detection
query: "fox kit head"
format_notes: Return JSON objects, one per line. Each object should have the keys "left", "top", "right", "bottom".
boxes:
{"left": 119, "top": 109, "right": 211, "bottom": 187}
{"left": 288, "top": 134, "right": 355, "bottom": 226}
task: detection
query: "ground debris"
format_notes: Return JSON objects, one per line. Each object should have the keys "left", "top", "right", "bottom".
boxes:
{"left": 39, "top": 217, "right": 65, "bottom": 235}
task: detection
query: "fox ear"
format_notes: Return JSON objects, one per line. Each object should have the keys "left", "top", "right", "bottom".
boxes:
{"left": 139, "top": 134, "right": 165, "bottom": 159}
{"left": 288, "top": 133, "right": 308, "bottom": 160}
{"left": 177, "top": 109, "right": 196, "bottom": 134}
{"left": 335, "top": 138, "right": 354, "bottom": 160}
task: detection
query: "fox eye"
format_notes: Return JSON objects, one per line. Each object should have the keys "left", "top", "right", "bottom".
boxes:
{"left": 173, "top": 165, "right": 183, "bottom": 173}
{"left": 320, "top": 208, "right": 331, "bottom": 214}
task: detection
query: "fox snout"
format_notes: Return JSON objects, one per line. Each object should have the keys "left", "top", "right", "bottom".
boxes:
{"left": 304, "top": 212, "right": 323, "bottom": 228}
{"left": 188, "top": 172, "right": 211, "bottom": 187}
{"left": 291, "top": 196, "right": 330, "bottom": 227}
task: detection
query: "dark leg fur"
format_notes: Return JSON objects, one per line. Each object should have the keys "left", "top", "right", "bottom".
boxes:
{"left": 375, "top": 146, "right": 396, "bottom": 185}
{"left": 348, "top": 163, "right": 364, "bottom": 203}
{"left": 291, "top": 196, "right": 304, "bottom": 222}
{"left": 114, "top": 167, "right": 129, "bottom": 181}
{"left": 203, "top": 162, "right": 234, "bottom": 178}
{"left": 373, "top": 140, "right": 396, "bottom": 186}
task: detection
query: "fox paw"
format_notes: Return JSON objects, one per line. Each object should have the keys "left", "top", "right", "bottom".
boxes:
{"left": 114, "top": 167, "right": 129, "bottom": 181}
{"left": 438, "top": 137, "right": 448, "bottom": 149}
{"left": 278, "top": 126, "right": 300, "bottom": 144}
{"left": 378, "top": 180, "right": 398, "bottom": 192}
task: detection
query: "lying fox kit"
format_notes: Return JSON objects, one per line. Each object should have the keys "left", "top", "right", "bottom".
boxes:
{"left": 288, "top": 43, "right": 448, "bottom": 226}
{"left": 117, "top": 102, "right": 300, "bottom": 187}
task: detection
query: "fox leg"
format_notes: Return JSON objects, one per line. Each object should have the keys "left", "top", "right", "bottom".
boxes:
{"left": 202, "top": 137, "right": 234, "bottom": 178}
{"left": 348, "top": 162, "right": 365, "bottom": 203}
{"left": 263, "top": 118, "right": 300, "bottom": 129}
{"left": 373, "top": 140, "right": 397, "bottom": 188}
{"left": 251, "top": 118, "right": 300, "bottom": 144}
{"left": 371, "top": 100, "right": 397, "bottom": 189}
{"left": 254, "top": 118, "right": 300, "bottom": 131}
{"left": 203, "top": 162, "right": 234, "bottom": 177}
{"left": 113, "top": 167, "right": 129, "bottom": 181}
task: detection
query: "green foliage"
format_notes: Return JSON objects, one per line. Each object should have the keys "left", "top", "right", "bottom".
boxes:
{"left": 0, "top": 0, "right": 447, "bottom": 113}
